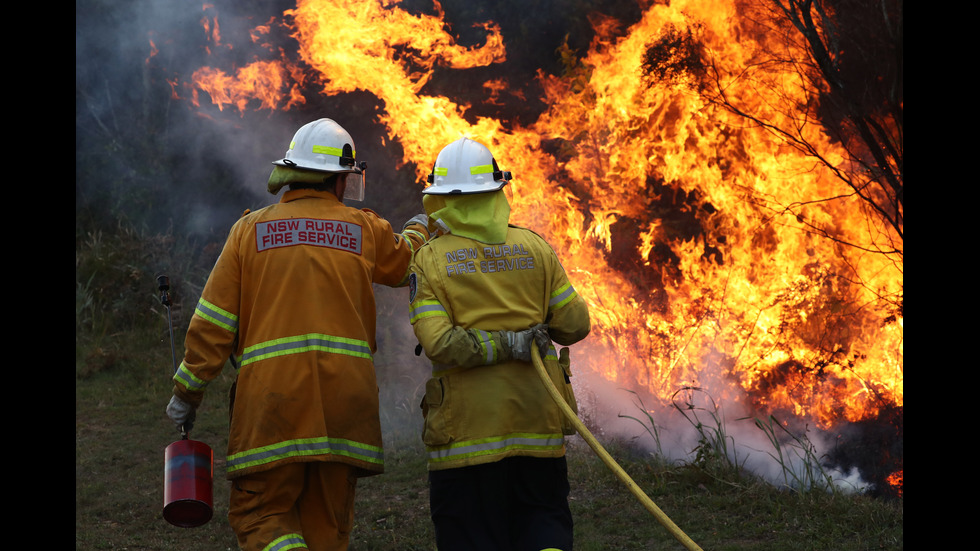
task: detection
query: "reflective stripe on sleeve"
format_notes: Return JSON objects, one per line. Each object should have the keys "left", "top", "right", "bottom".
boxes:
{"left": 195, "top": 297, "right": 238, "bottom": 332}
{"left": 409, "top": 300, "right": 449, "bottom": 323}
{"left": 427, "top": 432, "right": 564, "bottom": 464}
{"left": 401, "top": 228, "right": 427, "bottom": 250}
{"left": 475, "top": 329, "right": 497, "bottom": 364}
{"left": 263, "top": 533, "right": 307, "bottom": 551}
{"left": 174, "top": 362, "right": 208, "bottom": 392}
{"left": 239, "top": 333, "right": 372, "bottom": 368}
{"left": 227, "top": 435, "right": 384, "bottom": 474}
{"left": 548, "top": 283, "right": 578, "bottom": 310}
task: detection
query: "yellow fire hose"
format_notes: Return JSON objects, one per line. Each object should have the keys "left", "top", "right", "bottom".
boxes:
{"left": 531, "top": 346, "right": 704, "bottom": 551}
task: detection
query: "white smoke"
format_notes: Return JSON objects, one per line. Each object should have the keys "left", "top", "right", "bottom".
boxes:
{"left": 568, "top": 344, "right": 869, "bottom": 493}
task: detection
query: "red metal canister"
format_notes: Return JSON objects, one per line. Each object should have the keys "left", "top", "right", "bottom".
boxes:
{"left": 163, "top": 438, "right": 214, "bottom": 528}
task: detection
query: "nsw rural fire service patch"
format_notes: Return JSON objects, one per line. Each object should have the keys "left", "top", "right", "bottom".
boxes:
{"left": 256, "top": 218, "right": 362, "bottom": 254}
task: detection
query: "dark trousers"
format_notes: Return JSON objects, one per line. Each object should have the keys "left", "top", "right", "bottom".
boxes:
{"left": 429, "top": 456, "right": 573, "bottom": 551}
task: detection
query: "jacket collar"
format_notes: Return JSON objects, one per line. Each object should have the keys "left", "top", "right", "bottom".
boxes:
{"left": 280, "top": 188, "right": 342, "bottom": 204}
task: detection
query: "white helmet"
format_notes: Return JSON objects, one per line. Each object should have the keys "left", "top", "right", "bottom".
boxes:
{"left": 271, "top": 118, "right": 366, "bottom": 200}
{"left": 423, "top": 138, "right": 512, "bottom": 195}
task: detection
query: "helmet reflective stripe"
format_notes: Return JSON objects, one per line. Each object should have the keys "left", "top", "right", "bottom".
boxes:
{"left": 409, "top": 300, "right": 449, "bottom": 323}
{"left": 427, "top": 432, "right": 564, "bottom": 464}
{"left": 195, "top": 297, "right": 239, "bottom": 333}
{"left": 227, "top": 435, "right": 385, "bottom": 474}
{"left": 239, "top": 333, "right": 373, "bottom": 367}
{"left": 263, "top": 533, "right": 307, "bottom": 551}
{"left": 311, "top": 144, "right": 343, "bottom": 157}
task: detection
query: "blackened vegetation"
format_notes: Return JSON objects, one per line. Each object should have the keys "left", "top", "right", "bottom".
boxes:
{"left": 404, "top": 0, "right": 645, "bottom": 128}
{"left": 641, "top": 24, "right": 708, "bottom": 90}
{"left": 748, "top": 358, "right": 904, "bottom": 500}
{"left": 714, "top": 0, "right": 903, "bottom": 245}
{"left": 538, "top": 134, "right": 723, "bottom": 317}
{"left": 828, "top": 403, "right": 903, "bottom": 499}
{"left": 611, "top": 176, "right": 722, "bottom": 315}
{"left": 799, "top": 0, "right": 904, "bottom": 231}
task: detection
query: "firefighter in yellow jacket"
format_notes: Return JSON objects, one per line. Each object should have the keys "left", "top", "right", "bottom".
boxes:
{"left": 409, "top": 138, "right": 591, "bottom": 551}
{"left": 165, "top": 118, "right": 429, "bottom": 551}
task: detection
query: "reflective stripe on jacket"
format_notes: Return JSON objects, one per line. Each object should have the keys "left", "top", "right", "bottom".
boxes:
{"left": 174, "top": 188, "right": 427, "bottom": 479}
{"left": 409, "top": 226, "right": 590, "bottom": 470}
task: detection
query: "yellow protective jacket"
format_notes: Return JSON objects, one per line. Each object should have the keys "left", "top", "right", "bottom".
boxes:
{"left": 173, "top": 188, "right": 428, "bottom": 479}
{"left": 409, "top": 225, "right": 590, "bottom": 471}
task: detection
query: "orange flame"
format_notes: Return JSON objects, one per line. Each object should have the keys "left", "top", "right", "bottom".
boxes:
{"left": 146, "top": 36, "right": 159, "bottom": 65}
{"left": 191, "top": 61, "right": 307, "bottom": 112}
{"left": 886, "top": 470, "right": 903, "bottom": 498}
{"left": 182, "top": 0, "right": 902, "bottom": 432}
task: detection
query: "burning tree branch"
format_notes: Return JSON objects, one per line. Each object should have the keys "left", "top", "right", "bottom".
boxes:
{"left": 645, "top": 0, "right": 903, "bottom": 256}
{"left": 768, "top": 0, "right": 903, "bottom": 240}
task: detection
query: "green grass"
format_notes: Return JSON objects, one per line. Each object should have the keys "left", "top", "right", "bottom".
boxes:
{"left": 75, "top": 336, "right": 903, "bottom": 551}
{"left": 76, "top": 221, "right": 903, "bottom": 550}
{"left": 75, "top": 355, "right": 903, "bottom": 551}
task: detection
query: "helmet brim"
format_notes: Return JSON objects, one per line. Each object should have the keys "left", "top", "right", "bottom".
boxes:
{"left": 422, "top": 180, "right": 508, "bottom": 195}
{"left": 272, "top": 158, "right": 360, "bottom": 173}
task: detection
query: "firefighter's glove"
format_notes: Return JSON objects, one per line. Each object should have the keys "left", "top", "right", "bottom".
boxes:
{"left": 166, "top": 395, "right": 196, "bottom": 431}
{"left": 506, "top": 323, "right": 550, "bottom": 363}
{"left": 532, "top": 324, "right": 552, "bottom": 359}
{"left": 403, "top": 214, "right": 429, "bottom": 232}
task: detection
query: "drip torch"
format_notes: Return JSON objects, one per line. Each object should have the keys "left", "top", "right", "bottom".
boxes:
{"left": 158, "top": 275, "right": 214, "bottom": 528}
